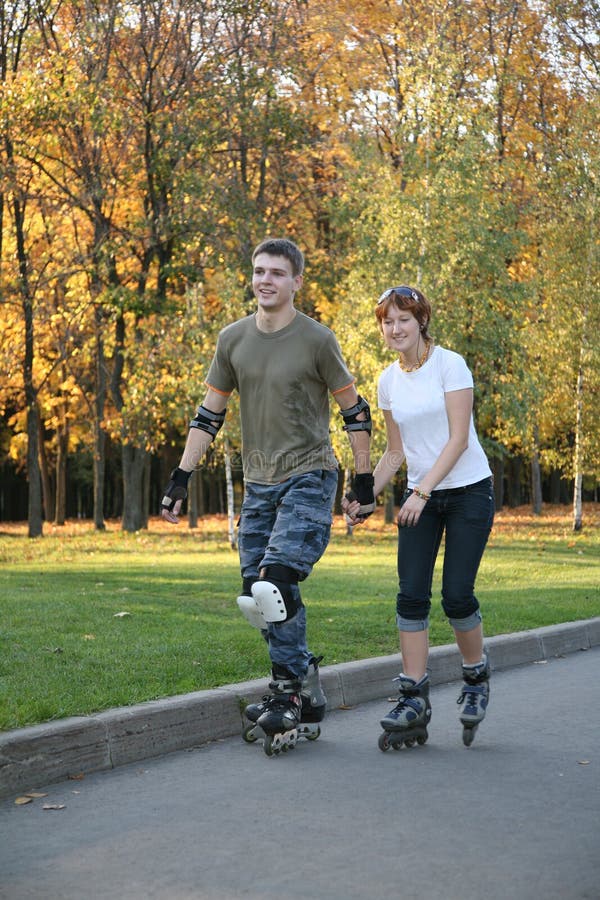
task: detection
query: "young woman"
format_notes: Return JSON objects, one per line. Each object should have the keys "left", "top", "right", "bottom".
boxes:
{"left": 344, "top": 285, "right": 494, "bottom": 748}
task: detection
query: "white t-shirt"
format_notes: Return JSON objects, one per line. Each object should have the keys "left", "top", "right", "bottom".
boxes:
{"left": 377, "top": 346, "right": 492, "bottom": 490}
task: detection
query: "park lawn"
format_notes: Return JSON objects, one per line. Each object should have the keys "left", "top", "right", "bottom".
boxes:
{"left": 0, "top": 504, "right": 598, "bottom": 731}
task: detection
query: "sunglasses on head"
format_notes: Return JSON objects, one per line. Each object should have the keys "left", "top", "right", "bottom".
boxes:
{"left": 377, "top": 286, "right": 420, "bottom": 305}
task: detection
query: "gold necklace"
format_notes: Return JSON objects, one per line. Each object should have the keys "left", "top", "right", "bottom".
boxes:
{"left": 398, "top": 341, "right": 432, "bottom": 373}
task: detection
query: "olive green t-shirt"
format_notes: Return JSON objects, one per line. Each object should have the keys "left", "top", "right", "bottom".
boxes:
{"left": 205, "top": 311, "right": 355, "bottom": 483}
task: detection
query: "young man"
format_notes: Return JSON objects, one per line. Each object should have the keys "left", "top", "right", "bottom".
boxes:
{"left": 161, "top": 238, "right": 374, "bottom": 748}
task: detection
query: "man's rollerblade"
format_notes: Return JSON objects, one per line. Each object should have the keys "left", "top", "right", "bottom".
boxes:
{"left": 378, "top": 673, "right": 432, "bottom": 751}
{"left": 242, "top": 659, "right": 325, "bottom": 756}
{"left": 457, "top": 654, "right": 490, "bottom": 747}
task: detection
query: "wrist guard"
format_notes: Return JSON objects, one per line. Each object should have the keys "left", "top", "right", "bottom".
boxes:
{"left": 161, "top": 467, "right": 192, "bottom": 513}
{"left": 346, "top": 472, "right": 375, "bottom": 520}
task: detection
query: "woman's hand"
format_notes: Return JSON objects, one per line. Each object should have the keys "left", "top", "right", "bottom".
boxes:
{"left": 397, "top": 492, "right": 427, "bottom": 527}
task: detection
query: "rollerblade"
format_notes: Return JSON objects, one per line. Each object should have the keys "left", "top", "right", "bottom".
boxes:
{"left": 378, "top": 673, "right": 431, "bottom": 752}
{"left": 457, "top": 654, "right": 490, "bottom": 747}
{"left": 243, "top": 657, "right": 326, "bottom": 755}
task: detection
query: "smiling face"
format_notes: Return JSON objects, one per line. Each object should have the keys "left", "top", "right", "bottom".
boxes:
{"left": 379, "top": 304, "right": 422, "bottom": 359}
{"left": 252, "top": 252, "right": 303, "bottom": 313}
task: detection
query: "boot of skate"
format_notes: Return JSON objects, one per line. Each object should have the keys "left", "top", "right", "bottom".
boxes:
{"left": 256, "top": 666, "right": 302, "bottom": 735}
{"left": 246, "top": 655, "right": 326, "bottom": 724}
{"left": 300, "top": 655, "right": 327, "bottom": 723}
{"left": 457, "top": 653, "right": 490, "bottom": 727}
{"left": 380, "top": 673, "right": 431, "bottom": 732}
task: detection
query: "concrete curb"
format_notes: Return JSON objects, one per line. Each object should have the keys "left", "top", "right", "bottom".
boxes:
{"left": 1, "top": 617, "right": 599, "bottom": 799}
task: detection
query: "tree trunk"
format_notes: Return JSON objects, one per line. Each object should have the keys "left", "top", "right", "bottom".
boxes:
{"left": 121, "top": 443, "right": 149, "bottom": 532}
{"left": 507, "top": 456, "right": 523, "bottom": 508}
{"left": 573, "top": 473, "right": 583, "bottom": 533}
{"left": 491, "top": 456, "right": 504, "bottom": 509}
{"left": 344, "top": 467, "right": 353, "bottom": 536}
{"left": 384, "top": 484, "right": 395, "bottom": 524}
{"left": 572, "top": 286, "right": 589, "bottom": 532}
{"left": 26, "top": 400, "right": 43, "bottom": 537}
{"left": 530, "top": 428, "right": 542, "bottom": 515}
{"left": 225, "top": 439, "right": 237, "bottom": 549}
{"left": 142, "top": 453, "right": 151, "bottom": 529}
{"left": 37, "top": 413, "right": 53, "bottom": 523}
{"left": 15, "top": 192, "right": 43, "bottom": 537}
{"left": 572, "top": 190, "right": 595, "bottom": 532}
{"left": 54, "top": 417, "right": 68, "bottom": 524}
{"left": 93, "top": 306, "right": 107, "bottom": 531}
{"left": 188, "top": 471, "right": 199, "bottom": 528}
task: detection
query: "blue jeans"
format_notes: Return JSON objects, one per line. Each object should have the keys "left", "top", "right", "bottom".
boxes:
{"left": 237, "top": 469, "right": 338, "bottom": 677}
{"left": 396, "top": 477, "right": 494, "bottom": 632}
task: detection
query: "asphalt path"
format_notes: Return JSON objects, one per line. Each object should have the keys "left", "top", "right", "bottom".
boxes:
{"left": 1, "top": 647, "right": 598, "bottom": 900}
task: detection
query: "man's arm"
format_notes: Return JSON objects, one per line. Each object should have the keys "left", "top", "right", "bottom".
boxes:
{"left": 161, "top": 387, "right": 229, "bottom": 524}
{"left": 334, "top": 385, "right": 375, "bottom": 519}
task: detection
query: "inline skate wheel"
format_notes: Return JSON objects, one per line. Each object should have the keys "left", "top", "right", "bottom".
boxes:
{"left": 242, "top": 725, "right": 258, "bottom": 743}
{"left": 378, "top": 731, "right": 391, "bottom": 752}
{"left": 404, "top": 737, "right": 415, "bottom": 748}
{"left": 462, "top": 725, "right": 477, "bottom": 747}
{"left": 263, "top": 735, "right": 275, "bottom": 756}
{"left": 305, "top": 726, "right": 321, "bottom": 741}
{"left": 417, "top": 733, "right": 428, "bottom": 746}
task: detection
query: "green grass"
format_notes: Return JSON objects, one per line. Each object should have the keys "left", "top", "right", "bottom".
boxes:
{"left": 1, "top": 505, "right": 599, "bottom": 731}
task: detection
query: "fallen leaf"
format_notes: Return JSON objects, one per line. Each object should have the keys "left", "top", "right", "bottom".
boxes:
{"left": 68, "top": 773, "right": 85, "bottom": 781}
{"left": 42, "top": 804, "right": 66, "bottom": 810}
{"left": 25, "top": 792, "right": 47, "bottom": 798}
{"left": 15, "top": 796, "right": 33, "bottom": 806}
{"left": 338, "top": 704, "right": 355, "bottom": 710}
{"left": 578, "top": 760, "right": 590, "bottom": 766}
{"left": 113, "top": 611, "right": 131, "bottom": 618}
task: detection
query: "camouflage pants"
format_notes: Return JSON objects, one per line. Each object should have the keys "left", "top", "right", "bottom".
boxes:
{"left": 237, "top": 468, "right": 338, "bottom": 677}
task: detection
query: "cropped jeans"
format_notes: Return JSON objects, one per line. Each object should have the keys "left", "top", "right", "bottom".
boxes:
{"left": 396, "top": 477, "right": 494, "bottom": 633}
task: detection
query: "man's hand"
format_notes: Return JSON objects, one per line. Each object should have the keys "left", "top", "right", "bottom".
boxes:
{"left": 161, "top": 467, "right": 192, "bottom": 524}
{"left": 344, "top": 472, "right": 375, "bottom": 524}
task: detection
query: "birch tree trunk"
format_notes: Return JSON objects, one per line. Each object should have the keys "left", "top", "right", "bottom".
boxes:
{"left": 572, "top": 195, "right": 595, "bottom": 532}
{"left": 225, "top": 438, "right": 237, "bottom": 550}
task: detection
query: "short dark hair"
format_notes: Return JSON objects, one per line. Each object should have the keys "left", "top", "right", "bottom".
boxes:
{"left": 252, "top": 238, "right": 305, "bottom": 277}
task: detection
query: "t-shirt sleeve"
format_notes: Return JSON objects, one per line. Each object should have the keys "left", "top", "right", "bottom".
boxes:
{"left": 442, "top": 350, "right": 474, "bottom": 392}
{"left": 205, "top": 333, "right": 237, "bottom": 395}
{"left": 316, "top": 330, "right": 356, "bottom": 394}
{"left": 377, "top": 369, "right": 392, "bottom": 410}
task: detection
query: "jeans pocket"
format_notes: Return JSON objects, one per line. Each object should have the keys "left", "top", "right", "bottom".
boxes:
{"left": 463, "top": 489, "right": 495, "bottom": 530}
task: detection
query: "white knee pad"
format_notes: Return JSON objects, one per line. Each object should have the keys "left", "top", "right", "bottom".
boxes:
{"left": 251, "top": 580, "right": 288, "bottom": 623}
{"left": 236, "top": 595, "right": 267, "bottom": 630}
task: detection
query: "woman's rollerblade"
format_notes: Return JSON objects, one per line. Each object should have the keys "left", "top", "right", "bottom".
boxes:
{"left": 457, "top": 654, "right": 490, "bottom": 746}
{"left": 242, "top": 657, "right": 326, "bottom": 756}
{"left": 378, "top": 673, "right": 431, "bottom": 751}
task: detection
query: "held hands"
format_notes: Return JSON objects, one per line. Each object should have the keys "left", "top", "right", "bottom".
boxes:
{"left": 343, "top": 473, "right": 375, "bottom": 526}
{"left": 161, "top": 467, "right": 192, "bottom": 524}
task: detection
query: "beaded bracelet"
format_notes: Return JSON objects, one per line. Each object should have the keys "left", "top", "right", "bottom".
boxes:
{"left": 413, "top": 487, "right": 431, "bottom": 501}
